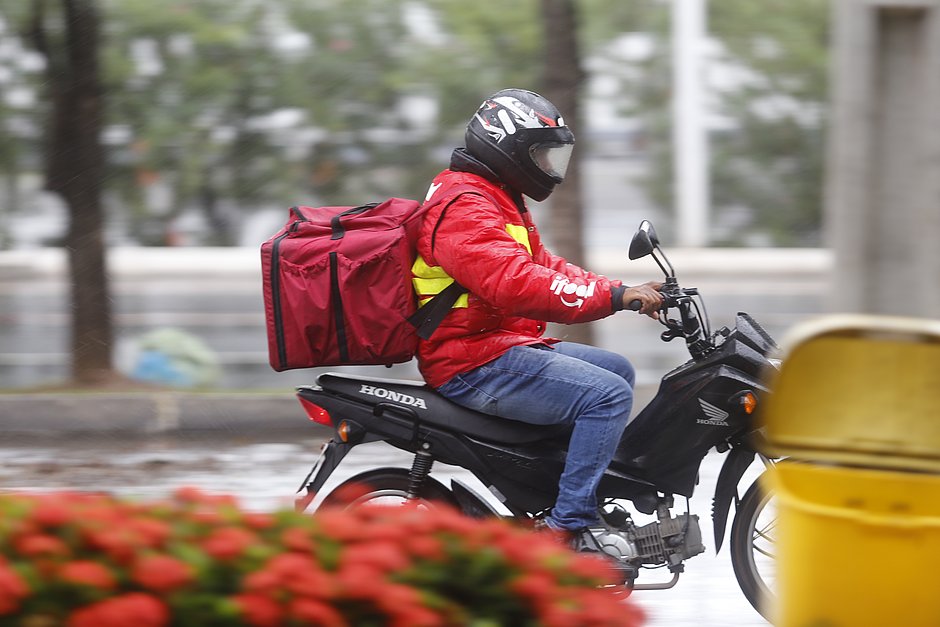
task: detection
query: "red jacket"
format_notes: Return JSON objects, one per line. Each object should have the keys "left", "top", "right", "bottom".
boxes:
{"left": 412, "top": 162, "right": 624, "bottom": 388}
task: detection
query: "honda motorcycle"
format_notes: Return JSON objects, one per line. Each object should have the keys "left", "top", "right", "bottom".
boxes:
{"left": 293, "top": 220, "right": 779, "bottom": 620}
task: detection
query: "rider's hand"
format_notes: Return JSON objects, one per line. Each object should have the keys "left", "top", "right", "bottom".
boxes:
{"left": 623, "top": 281, "right": 664, "bottom": 320}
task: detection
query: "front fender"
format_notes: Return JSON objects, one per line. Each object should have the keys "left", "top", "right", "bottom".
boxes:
{"left": 711, "top": 446, "right": 756, "bottom": 552}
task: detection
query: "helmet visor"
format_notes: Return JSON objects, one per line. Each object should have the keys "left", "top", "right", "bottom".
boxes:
{"left": 530, "top": 142, "right": 574, "bottom": 181}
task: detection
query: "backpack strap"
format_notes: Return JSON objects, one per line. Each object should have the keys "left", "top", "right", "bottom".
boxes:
{"left": 408, "top": 183, "right": 501, "bottom": 340}
{"left": 407, "top": 280, "right": 466, "bottom": 340}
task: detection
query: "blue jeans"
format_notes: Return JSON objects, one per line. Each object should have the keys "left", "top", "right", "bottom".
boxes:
{"left": 436, "top": 342, "right": 635, "bottom": 530}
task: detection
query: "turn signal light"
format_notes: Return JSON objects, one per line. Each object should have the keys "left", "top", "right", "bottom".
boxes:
{"left": 299, "top": 397, "right": 333, "bottom": 426}
{"left": 739, "top": 392, "right": 758, "bottom": 415}
{"left": 338, "top": 421, "right": 351, "bottom": 442}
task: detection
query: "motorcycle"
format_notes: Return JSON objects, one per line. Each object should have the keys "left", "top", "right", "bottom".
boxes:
{"left": 293, "top": 220, "right": 779, "bottom": 620}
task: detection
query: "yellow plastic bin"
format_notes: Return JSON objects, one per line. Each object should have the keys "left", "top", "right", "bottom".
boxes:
{"left": 759, "top": 315, "right": 940, "bottom": 473}
{"left": 768, "top": 461, "right": 940, "bottom": 627}
{"left": 757, "top": 315, "right": 940, "bottom": 625}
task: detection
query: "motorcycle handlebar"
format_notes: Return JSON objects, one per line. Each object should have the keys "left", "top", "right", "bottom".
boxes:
{"left": 627, "top": 299, "right": 642, "bottom": 311}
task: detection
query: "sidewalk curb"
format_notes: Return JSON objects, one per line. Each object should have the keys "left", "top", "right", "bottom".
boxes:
{"left": 0, "top": 393, "right": 312, "bottom": 437}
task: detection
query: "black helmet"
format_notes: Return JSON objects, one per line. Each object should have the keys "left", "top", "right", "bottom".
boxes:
{"left": 465, "top": 89, "right": 575, "bottom": 201}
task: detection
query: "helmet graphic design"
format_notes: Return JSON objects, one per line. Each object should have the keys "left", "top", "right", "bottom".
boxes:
{"left": 465, "top": 89, "right": 575, "bottom": 201}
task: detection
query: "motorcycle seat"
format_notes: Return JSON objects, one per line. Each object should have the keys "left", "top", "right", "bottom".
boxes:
{"left": 316, "top": 372, "right": 570, "bottom": 444}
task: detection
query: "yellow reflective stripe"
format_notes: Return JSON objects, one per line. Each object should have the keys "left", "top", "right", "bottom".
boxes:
{"left": 411, "top": 223, "right": 529, "bottom": 311}
{"left": 412, "top": 255, "right": 468, "bottom": 309}
{"left": 412, "top": 255, "right": 448, "bottom": 279}
{"left": 505, "top": 224, "right": 532, "bottom": 254}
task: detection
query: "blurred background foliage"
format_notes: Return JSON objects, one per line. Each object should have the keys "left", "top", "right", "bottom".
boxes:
{"left": 0, "top": 0, "right": 828, "bottom": 249}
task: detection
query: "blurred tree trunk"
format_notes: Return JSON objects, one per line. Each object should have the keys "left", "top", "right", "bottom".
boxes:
{"left": 30, "top": 0, "right": 114, "bottom": 384}
{"left": 540, "top": 0, "right": 594, "bottom": 345}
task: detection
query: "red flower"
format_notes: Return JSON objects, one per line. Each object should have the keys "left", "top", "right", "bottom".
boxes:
{"left": 510, "top": 571, "right": 559, "bottom": 611}
{"left": 313, "top": 509, "right": 367, "bottom": 542}
{"left": 335, "top": 563, "right": 385, "bottom": 599}
{"left": 82, "top": 529, "right": 137, "bottom": 565}
{"left": 132, "top": 555, "right": 193, "bottom": 593}
{"left": 283, "top": 566, "right": 335, "bottom": 600}
{"left": 30, "top": 496, "right": 73, "bottom": 528}
{"left": 341, "top": 541, "right": 410, "bottom": 573}
{"left": 281, "top": 527, "right": 316, "bottom": 553}
{"left": 389, "top": 606, "right": 444, "bottom": 627}
{"left": 374, "top": 584, "right": 442, "bottom": 627}
{"left": 261, "top": 552, "right": 334, "bottom": 598}
{"left": 191, "top": 510, "right": 226, "bottom": 526}
{"left": 233, "top": 593, "right": 283, "bottom": 627}
{"left": 172, "top": 486, "right": 211, "bottom": 505}
{"left": 14, "top": 533, "right": 69, "bottom": 558}
{"left": 127, "top": 518, "right": 171, "bottom": 549}
{"left": 374, "top": 582, "right": 422, "bottom": 613}
{"left": 201, "top": 527, "right": 257, "bottom": 561}
{"left": 288, "top": 598, "right": 346, "bottom": 626}
{"left": 242, "top": 568, "right": 281, "bottom": 596}
{"left": 567, "top": 553, "right": 619, "bottom": 584}
{"left": 324, "top": 482, "right": 373, "bottom": 506}
{"left": 67, "top": 592, "right": 168, "bottom": 627}
{"left": 243, "top": 512, "right": 275, "bottom": 530}
{"left": 0, "top": 562, "right": 29, "bottom": 615}
{"left": 59, "top": 561, "right": 117, "bottom": 591}
{"left": 405, "top": 535, "right": 444, "bottom": 560}
{"left": 267, "top": 552, "right": 318, "bottom": 579}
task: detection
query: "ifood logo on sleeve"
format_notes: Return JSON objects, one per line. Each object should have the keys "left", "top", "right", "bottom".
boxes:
{"left": 550, "top": 276, "right": 596, "bottom": 308}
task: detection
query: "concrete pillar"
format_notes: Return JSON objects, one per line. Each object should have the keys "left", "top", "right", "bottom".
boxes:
{"left": 826, "top": 0, "right": 940, "bottom": 317}
{"left": 672, "top": 0, "right": 709, "bottom": 247}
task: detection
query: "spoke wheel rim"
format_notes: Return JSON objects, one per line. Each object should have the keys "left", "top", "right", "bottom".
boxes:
{"left": 745, "top": 488, "right": 777, "bottom": 603}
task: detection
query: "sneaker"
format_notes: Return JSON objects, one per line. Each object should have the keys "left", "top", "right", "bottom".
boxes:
{"left": 567, "top": 527, "right": 608, "bottom": 554}
{"left": 532, "top": 521, "right": 605, "bottom": 554}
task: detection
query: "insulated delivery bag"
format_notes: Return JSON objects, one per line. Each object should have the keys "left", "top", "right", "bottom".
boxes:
{"left": 261, "top": 198, "right": 464, "bottom": 371}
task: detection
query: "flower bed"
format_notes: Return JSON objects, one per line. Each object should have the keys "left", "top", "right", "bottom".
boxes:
{"left": 0, "top": 487, "right": 644, "bottom": 626}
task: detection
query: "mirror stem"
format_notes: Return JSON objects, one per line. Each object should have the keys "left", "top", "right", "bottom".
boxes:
{"left": 653, "top": 245, "right": 676, "bottom": 279}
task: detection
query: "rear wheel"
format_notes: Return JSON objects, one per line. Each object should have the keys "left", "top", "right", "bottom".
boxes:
{"left": 730, "top": 475, "right": 777, "bottom": 622}
{"left": 319, "top": 468, "right": 458, "bottom": 510}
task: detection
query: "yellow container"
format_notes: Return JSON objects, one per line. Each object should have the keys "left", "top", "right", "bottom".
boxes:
{"left": 759, "top": 315, "right": 940, "bottom": 473}
{"left": 768, "top": 462, "right": 940, "bottom": 627}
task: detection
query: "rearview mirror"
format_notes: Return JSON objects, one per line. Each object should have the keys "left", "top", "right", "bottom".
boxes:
{"left": 629, "top": 220, "right": 657, "bottom": 260}
{"left": 643, "top": 220, "right": 660, "bottom": 246}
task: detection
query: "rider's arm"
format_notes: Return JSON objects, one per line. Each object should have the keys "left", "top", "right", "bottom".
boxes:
{"left": 431, "top": 194, "right": 622, "bottom": 323}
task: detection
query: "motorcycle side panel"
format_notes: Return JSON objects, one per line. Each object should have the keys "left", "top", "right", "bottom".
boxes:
{"left": 609, "top": 335, "right": 770, "bottom": 497}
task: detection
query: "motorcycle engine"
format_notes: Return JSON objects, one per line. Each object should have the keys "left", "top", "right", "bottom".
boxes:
{"left": 591, "top": 511, "right": 705, "bottom": 569}
{"left": 591, "top": 528, "right": 639, "bottom": 561}
{"left": 632, "top": 513, "right": 706, "bottom": 567}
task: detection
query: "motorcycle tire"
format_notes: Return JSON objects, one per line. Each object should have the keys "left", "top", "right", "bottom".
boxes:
{"left": 729, "top": 475, "right": 776, "bottom": 622}
{"left": 319, "top": 468, "right": 459, "bottom": 510}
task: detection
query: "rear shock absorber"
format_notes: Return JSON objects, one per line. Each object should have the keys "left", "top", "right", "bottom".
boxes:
{"left": 406, "top": 442, "right": 434, "bottom": 499}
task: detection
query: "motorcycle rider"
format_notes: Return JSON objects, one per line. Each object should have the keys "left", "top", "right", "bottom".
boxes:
{"left": 412, "top": 88, "right": 663, "bottom": 551}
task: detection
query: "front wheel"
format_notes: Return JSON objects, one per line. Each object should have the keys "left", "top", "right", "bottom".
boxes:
{"left": 729, "top": 475, "right": 776, "bottom": 622}
{"left": 318, "top": 468, "right": 458, "bottom": 510}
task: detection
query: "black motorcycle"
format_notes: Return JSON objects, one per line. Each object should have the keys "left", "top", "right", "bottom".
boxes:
{"left": 293, "top": 220, "right": 779, "bottom": 620}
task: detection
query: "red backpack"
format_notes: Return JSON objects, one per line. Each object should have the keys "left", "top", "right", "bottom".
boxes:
{"left": 261, "top": 198, "right": 464, "bottom": 372}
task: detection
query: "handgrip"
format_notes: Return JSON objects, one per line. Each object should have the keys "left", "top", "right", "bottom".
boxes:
{"left": 330, "top": 203, "right": 379, "bottom": 240}
{"left": 627, "top": 299, "right": 642, "bottom": 311}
